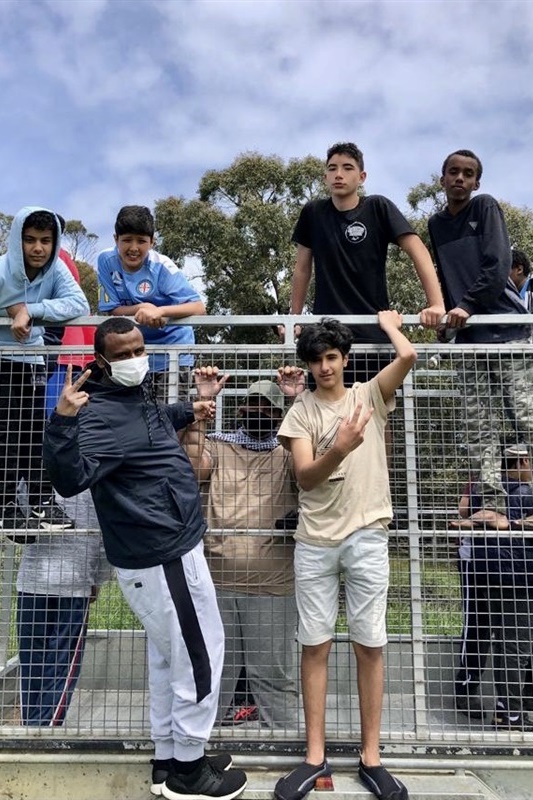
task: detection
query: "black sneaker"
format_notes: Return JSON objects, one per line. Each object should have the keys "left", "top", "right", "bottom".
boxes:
{"left": 31, "top": 499, "right": 75, "bottom": 531}
{"left": 0, "top": 502, "right": 40, "bottom": 544}
{"left": 151, "top": 754, "right": 233, "bottom": 797}
{"left": 455, "top": 683, "right": 484, "bottom": 719}
{"left": 492, "top": 711, "right": 533, "bottom": 731}
{"left": 161, "top": 757, "right": 246, "bottom": 800}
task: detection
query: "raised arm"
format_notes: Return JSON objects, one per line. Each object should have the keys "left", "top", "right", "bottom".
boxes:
{"left": 375, "top": 310, "right": 417, "bottom": 403}
{"left": 43, "top": 366, "right": 124, "bottom": 496}
{"left": 181, "top": 366, "right": 229, "bottom": 481}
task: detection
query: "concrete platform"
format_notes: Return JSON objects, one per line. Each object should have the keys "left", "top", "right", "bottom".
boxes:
{"left": 0, "top": 763, "right": 505, "bottom": 800}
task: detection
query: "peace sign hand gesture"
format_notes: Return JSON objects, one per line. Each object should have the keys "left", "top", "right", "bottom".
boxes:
{"left": 56, "top": 365, "right": 91, "bottom": 417}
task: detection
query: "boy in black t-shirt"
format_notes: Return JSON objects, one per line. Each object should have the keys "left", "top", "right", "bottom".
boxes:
{"left": 289, "top": 142, "right": 444, "bottom": 381}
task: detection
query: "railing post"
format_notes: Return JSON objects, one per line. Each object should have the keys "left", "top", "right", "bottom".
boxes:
{"left": 402, "top": 370, "right": 429, "bottom": 736}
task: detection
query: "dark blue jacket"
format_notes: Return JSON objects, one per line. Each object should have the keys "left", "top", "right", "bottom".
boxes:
{"left": 43, "top": 368, "right": 206, "bottom": 569}
{"left": 473, "top": 478, "right": 533, "bottom": 589}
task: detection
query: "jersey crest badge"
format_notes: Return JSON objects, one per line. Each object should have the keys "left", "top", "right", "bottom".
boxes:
{"left": 137, "top": 279, "right": 153, "bottom": 296}
{"left": 345, "top": 221, "right": 367, "bottom": 244}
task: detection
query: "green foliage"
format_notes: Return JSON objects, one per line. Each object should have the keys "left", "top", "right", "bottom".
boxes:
{"left": 63, "top": 219, "right": 99, "bottom": 264}
{"left": 0, "top": 212, "right": 13, "bottom": 255}
{"left": 76, "top": 260, "right": 99, "bottom": 313}
{"left": 89, "top": 580, "right": 141, "bottom": 630}
{"left": 155, "top": 152, "right": 326, "bottom": 343}
{"left": 406, "top": 175, "right": 446, "bottom": 218}
{"left": 499, "top": 201, "right": 533, "bottom": 254}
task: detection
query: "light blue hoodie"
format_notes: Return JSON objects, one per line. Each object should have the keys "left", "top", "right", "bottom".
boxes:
{"left": 0, "top": 206, "right": 90, "bottom": 363}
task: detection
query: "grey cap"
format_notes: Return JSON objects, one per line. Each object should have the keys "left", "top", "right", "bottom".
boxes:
{"left": 245, "top": 380, "right": 284, "bottom": 412}
{"left": 503, "top": 443, "right": 529, "bottom": 458}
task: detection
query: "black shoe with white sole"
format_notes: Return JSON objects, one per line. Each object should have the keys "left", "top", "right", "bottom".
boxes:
{"left": 161, "top": 757, "right": 246, "bottom": 800}
{"left": 150, "top": 754, "right": 233, "bottom": 797}
{"left": 31, "top": 499, "right": 75, "bottom": 531}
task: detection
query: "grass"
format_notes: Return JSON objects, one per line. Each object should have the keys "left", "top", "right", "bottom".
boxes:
{"left": 5, "top": 556, "right": 463, "bottom": 659}
{"left": 336, "top": 556, "right": 462, "bottom": 637}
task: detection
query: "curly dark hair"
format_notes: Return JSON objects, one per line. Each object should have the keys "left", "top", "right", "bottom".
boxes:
{"left": 297, "top": 318, "right": 353, "bottom": 363}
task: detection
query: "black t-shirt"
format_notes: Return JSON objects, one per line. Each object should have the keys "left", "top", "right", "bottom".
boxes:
{"left": 292, "top": 195, "right": 414, "bottom": 342}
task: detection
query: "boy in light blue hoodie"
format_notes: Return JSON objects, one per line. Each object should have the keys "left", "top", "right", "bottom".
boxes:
{"left": 0, "top": 207, "right": 89, "bottom": 533}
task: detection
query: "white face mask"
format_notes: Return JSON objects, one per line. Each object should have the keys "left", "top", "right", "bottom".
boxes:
{"left": 105, "top": 355, "right": 149, "bottom": 387}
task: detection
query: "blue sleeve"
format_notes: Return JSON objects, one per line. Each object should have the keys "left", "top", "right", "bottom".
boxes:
{"left": 26, "top": 262, "right": 90, "bottom": 321}
{"left": 43, "top": 411, "right": 124, "bottom": 497}
{"left": 98, "top": 252, "right": 122, "bottom": 312}
{"left": 159, "top": 264, "right": 201, "bottom": 305}
{"left": 508, "top": 486, "right": 533, "bottom": 521}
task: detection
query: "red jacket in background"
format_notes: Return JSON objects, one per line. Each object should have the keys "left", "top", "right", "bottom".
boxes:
{"left": 58, "top": 249, "right": 95, "bottom": 368}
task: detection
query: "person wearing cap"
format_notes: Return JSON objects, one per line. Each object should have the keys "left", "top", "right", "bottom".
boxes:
{"left": 457, "top": 444, "right": 533, "bottom": 729}
{"left": 183, "top": 365, "right": 305, "bottom": 729}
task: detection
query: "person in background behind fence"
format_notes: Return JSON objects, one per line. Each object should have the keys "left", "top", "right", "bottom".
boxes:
{"left": 183, "top": 366, "right": 304, "bottom": 729}
{"left": 510, "top": 248, "right": 533, "bottom": 314}
{"left": 452, "top": 474, "right": 492, "bottom": 718}
{"left": 44, "top": 213, "right": 96, "bottom": 417}
{"left": 15, "top": 490, "right": 112, "bottom": 726}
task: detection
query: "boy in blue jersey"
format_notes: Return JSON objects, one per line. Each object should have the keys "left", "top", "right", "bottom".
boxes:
{"left": 0, "top": 207, "right": 89, "bottom": 533}
{"left": 98, "top": 206, "right": 205, "bottom": 396}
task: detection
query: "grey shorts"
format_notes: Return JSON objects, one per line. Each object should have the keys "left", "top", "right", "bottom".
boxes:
{"left": 294, "top": 528, "right": 389, "bottom": 647}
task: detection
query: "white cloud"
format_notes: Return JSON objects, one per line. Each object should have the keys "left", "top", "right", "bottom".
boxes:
{"left": 0, "top": 0, "right": 532, "bottom": 256}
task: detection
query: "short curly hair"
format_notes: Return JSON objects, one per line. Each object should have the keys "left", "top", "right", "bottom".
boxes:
{"left": 297, "top": 318, "right": 353, "bottom": 363}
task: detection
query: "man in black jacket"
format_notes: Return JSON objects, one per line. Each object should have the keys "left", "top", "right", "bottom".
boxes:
{"left": 43, "top": 317, "right": 247, "bottom": 800}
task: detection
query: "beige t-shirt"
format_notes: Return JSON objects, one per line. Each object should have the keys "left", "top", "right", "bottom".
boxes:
{"left": 203, "top": 441, "right": 297, "bottom": 596}
{"left": 277, "top": 378, "right": 394, "bottom": 546}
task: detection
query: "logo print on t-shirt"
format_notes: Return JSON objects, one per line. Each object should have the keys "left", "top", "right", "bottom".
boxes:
{"left": 111, "top": 271, "right": 124, "bottom": 285}
{"left": 345, "top": 221, "right": 367, "bottom": 244}
{"left": 137, "top": 279, "right": 153, "bottom": 296}
{"left": 469, "top": 221, "right": 478, "bottom": 230}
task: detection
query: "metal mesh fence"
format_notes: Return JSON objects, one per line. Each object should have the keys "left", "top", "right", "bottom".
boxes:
{"left": 0, "top": 335, "right": 533, "bottom": 751}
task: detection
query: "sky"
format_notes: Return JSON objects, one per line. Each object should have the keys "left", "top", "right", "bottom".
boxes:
{"left": 1, "top": 0, "right": 532, "bottom": 276}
